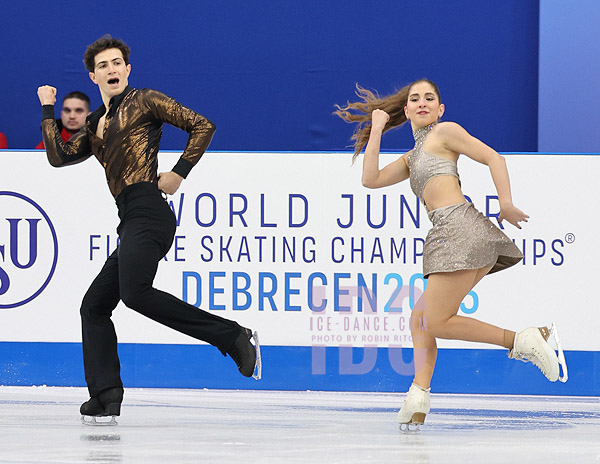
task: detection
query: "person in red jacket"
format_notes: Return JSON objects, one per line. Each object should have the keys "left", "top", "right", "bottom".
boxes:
{"left": 36, "top": 91, "right": 90, "bottom": 149}
{"left": 0, "top": 132, "right": 7, "bottom": 149}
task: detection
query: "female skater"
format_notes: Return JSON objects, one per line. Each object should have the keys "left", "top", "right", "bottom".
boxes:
{"left": 335, "top": 79, "right": 567, "bottom": 431}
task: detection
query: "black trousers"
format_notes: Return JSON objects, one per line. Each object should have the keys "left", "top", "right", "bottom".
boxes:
{"left": 80, "top": 182, "right": 240, "bottom": 397}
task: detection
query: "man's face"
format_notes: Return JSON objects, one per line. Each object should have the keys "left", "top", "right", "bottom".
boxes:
{"left": 61, "top": 98, "right": 90, "bottom": 131}
{"left": 89, "top": 48, "right": 131, "bottom": 100}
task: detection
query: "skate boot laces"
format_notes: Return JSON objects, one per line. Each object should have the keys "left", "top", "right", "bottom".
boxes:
{"left": 508, "top": 327, "right": 552, "bottom": 377}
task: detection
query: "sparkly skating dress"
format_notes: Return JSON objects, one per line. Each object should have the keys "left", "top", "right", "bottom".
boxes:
{"left": 407, "top": 123, "right": 523, "bottom": 278}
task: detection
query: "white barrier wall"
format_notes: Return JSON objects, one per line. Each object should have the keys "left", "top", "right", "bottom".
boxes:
{"left": 0, "top": 151, "right": 595, "bottom": 393}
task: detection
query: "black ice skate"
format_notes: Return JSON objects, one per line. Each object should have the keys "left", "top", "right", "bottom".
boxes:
{"left": 80, "top": 387, "right": 123, "bottom": 426}
{"left": 227, "top": 327, "right": 262, "bottom": 380}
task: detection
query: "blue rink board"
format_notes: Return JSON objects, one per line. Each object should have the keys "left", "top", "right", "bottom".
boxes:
{"left": 0, "top": 343, "right": 595, "bottom": 396}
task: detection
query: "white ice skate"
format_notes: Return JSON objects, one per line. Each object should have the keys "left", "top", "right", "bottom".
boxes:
{"left": 396, "top": 383, "right": 430, "bottom": 433}
{"left": 508, "top": 322, "right": 568, "bottom": 383}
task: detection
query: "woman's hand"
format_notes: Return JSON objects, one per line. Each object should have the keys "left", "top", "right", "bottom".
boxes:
{"left": 371, "top": 109, "right": 390, "bottom": 132}
{"left": 498, "top": 203, "right": 529, "bottom": 229}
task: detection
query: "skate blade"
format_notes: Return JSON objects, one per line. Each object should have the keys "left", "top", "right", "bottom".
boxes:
{"left": 252, "top": 331, "right": 262, "bottom": 380}
{"left": 398, "top": 413, "right": 425, "bottom": 434}
{"left": 81, "top": 415, "right": 118, "bottom": 426}
{"left": 550, "top": 322, "right": 568, "bottom": 383}
{"left": 399, "top": 422, "right": 422, "bottom": 434}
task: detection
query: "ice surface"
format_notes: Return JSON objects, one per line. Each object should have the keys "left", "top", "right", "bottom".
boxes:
{"left": 0, "top": 386, "right": 598, "bottom": 463}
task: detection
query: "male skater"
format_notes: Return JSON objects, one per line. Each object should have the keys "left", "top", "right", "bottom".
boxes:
{"left": 37, "top": 34, "right": 261, "bottom": 424}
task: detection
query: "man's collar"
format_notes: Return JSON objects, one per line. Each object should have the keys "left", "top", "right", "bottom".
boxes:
{"left": 108, "top": 86, "right": 133, "bottom": 114}
{"left": 86, "top": 86, "right": 134, "bottom": 132}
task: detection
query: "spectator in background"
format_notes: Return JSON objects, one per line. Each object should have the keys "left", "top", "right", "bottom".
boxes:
{"left": 0, "top": 132, "right": 7, "bottom": 148}
{"left": 36, "top": 91, "right": 90, "bottom": 149}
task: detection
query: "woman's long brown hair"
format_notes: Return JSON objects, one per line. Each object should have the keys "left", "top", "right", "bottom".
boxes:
{"left": 334, "top": 79, "right": 441, "bottom": 162}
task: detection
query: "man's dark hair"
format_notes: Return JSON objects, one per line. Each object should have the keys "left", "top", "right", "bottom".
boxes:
{"left": 63, "top": 91, "right": 91, "bottom": 109}
{"left": 83, "top": 34, "right": 130, "bottom": 72}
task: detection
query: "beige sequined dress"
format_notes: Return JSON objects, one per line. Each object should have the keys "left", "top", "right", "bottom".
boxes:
{"left": 407, "top": 123, "right": 523, "bottom": 278}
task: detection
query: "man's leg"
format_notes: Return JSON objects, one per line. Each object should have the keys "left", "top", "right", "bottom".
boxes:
{"left": 117, "top": 197, "right": 242, "bottom": 355}
{"left": 80, "top": 250, "right": 122, "bottom": 397}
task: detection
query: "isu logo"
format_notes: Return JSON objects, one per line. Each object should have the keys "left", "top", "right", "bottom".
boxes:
{"left": 0, "top": 192, "right": 58, "bottom": 309}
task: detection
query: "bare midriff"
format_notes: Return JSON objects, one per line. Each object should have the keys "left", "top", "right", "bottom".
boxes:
{"left": 422, "top": 175, "right": 466, "bottom": 211}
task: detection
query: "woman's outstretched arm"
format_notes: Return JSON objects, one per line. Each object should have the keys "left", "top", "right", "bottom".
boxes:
{"left": 438, "top": 121, "right": 529, "bottom": 228}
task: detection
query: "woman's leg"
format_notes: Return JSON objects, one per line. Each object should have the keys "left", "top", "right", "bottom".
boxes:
{"left": 403, "top": 265, "right": 562, "bottom": 428}
{"left": 412, "top": 266, "right": 503, "bottom": 388}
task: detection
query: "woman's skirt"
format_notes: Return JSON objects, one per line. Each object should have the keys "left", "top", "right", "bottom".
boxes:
{"left": 422, "top": 201, "right": 523, "bottom": 278}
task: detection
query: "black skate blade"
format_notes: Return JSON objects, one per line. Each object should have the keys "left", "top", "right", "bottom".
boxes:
{"left": 252, "top": 331, "right": 262, "bottom": 380}
{"left": 81, "top": 415, "right": 118, "bottom": 426}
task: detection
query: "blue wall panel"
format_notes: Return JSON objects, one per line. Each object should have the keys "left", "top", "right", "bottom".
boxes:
{"left": 0, "top": 342, "right": 593, "bottom": 396}
{"left": 0, "top": 1, "right": 538, "bottom": 152}
{"left": 538, "top": 0, "right": 600, "bottom": 152}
